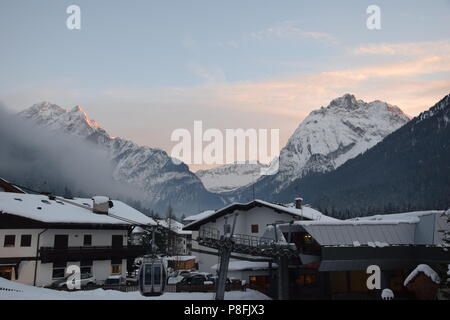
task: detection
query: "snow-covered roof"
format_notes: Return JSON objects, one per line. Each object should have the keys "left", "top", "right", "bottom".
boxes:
{"left": 0, "top": 178, "right": 27, "bottom": 194}
{"left": 183, "top": 200, "right": 336, "bottom": 231}
{"left": 211, "top": 261, "right": 278, "bottom": 271}
{"left": 92, "top": 196, "right": 110, "bottom": 204}
{"left": 184, "top": 210, "right": 216, "bottom": 222}
{"left": 404, "top": 264, "right": 440, "bottom": 286}
{"left": 256, "top": 200, "right": 338, "bottom": 222}
{"left": 157, "top": 218, "right": 191, "bottom": 235}
{"left": 348, "top": 210, "right": 443, "bottom": 224}
{"left": 132, "top": 226, "right": 146, "bottom": 234}
{"left": 298, "top": 222, "right": 416, "bottom": 246}
{"left": 0, "top": 193, "right": 156, "bottom": 226}
{"left": 164, "top": 255, "right": 196, "bottom": 262}
{"left": 284, "top": 210, "right": 444, "bottom": 246}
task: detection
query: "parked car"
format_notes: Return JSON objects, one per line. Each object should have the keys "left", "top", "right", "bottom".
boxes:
{"left": 50, "top": 273, "right": 96, "bottom": 289}
{"left": 179, "top": 274, "right": 209, "bottom": 285}
{"left": 104, "top": 275, "right": 126, "bottom": 286}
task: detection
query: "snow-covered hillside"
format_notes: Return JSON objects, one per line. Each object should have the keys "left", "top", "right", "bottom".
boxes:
{"left": 196, "top": 162, "right": 269, "bottom": 193}
{"left": 19, "top": 102, "right": 224, "bottom": 215}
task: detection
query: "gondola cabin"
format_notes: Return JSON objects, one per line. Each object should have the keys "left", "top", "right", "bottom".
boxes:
{"left": 139, "top": 256, "right": 167, "bottom": 296}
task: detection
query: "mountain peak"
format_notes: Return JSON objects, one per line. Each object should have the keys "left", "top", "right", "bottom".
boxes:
{"left": 19, "top": 102, "right": 107, "bottom": 138}
{"left": 278, "top": 94, "right": 411, "bottom": 190}
{"left": 71, "top": 105, "right": 85, "bottom": 113}
{"left": 329, "top": 94, "right": 358, "bottom": 109}
{"left": 29, "top": 101, "right": 65, "bottom": 112}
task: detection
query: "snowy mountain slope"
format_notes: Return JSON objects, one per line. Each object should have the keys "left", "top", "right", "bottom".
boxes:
{"left": 279, "top": 93, "right": 450, "bottom": 216}
{"left": 18, "top": 102, "right": 225, "bottom": 215}
{"left": 274, "top": 94, "right": 410, "bottom": 189}
{"left": 196, "top": 162, "right": 269, "bottom": 193}
{"left": 230, "top": 94, "right": 410, "bottom": 201}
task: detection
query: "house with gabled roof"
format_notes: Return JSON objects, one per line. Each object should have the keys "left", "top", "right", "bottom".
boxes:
{"left": 183, "top": 198, "right": 335, "bottom": 294}
{"left": 0, "top": 191, "right": 156, "bottom": 287}
{"left": 278, "top": 209, "right": 450, "bottom": 299}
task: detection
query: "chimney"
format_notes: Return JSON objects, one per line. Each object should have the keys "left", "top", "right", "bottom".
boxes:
{"left": 92, "top": 196, "right": 113, "bottom": 214}
{"left": 295, "top": 197, "right": 303, "bottom": 209}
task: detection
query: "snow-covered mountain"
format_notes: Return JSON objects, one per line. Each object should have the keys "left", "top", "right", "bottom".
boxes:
{"left": 196, "top": 162, "right": 269, "bottom": 193}
{"left": 273, "top": 94, "right": 410, "bottom": 189}
{"left": 18, "top": 102, "right": 225, "bottom": 216}
{"left": 17, "top": 94, "right": 411, "bottom": 213}
{"left": 230, "top": 94, "right": 410, "bottom": 201}
{"left": 278, "top": 93, "right": 450, "bottom": 216}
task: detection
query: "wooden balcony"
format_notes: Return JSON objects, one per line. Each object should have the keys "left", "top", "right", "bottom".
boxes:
{"left": 39, "top": 245, "right": 146, "bottom": 263}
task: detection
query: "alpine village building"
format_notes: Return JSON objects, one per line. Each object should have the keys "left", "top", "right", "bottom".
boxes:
{"left": 184, "top": 198, "right": 450, "bottom": 300}
{"left": 0, "top": 178, "right": 156, "bottom": 287}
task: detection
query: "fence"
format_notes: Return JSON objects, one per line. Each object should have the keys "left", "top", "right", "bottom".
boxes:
{"left": 165, "top": 283, "right": 246, "bottom": 293}
{"left": 56, "top": 284, "right": 139, "bottom": 292}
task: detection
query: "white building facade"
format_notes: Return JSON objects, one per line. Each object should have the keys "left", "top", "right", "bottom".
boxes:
{"left": 0, "top": 192, "right": 155, "bottom": 287}
{"left": 183, "top": 200, "right": 336, "bottom": 280}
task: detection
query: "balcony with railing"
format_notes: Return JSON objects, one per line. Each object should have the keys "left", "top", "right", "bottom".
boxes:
{"left": 197, "top": 227, "right": 299, "bottom": 258}
{"left": 39, "top": 245, "right": 146, "bottom": 263}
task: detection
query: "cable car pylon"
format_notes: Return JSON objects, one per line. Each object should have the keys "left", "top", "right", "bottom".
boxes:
{"left": 214, "top": 213, "right": 238, "bottom": 300}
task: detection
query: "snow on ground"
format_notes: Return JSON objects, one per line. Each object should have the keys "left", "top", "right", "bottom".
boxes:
{"left": 404, "top": 264, "right": 441, "bottom": 286}
{"left": 0, "top": 278, "right": 270, "bottom": 300}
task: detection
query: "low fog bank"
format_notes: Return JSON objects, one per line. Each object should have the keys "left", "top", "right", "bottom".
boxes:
{"left": 0, "top": 103, "right": 148, "bottom": 211}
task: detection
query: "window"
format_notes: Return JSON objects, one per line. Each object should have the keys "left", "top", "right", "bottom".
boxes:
{"left": 54, "top": 235, "right": 68, "bottom": 249}
{"left": 223, "top": 224, "right": 231, "bottom": 234}
{"left": 111, "top": 259, "right": 122, "bottom": 275}
{"left": 83, "top": 235, "right": 92, "bottom": 246}
{"left": 144, "top": 264, "right": 153, "bottom": 285}
{"left": 4, "top": 235, "right": 15, "bottom": 247}
{"left": 251, "top": 224, "right": 259, "bottom": 233}
{"left": 112, "top": 235, "right": 123, "bottom": 248}
{"left": 0, "top": 266, "right": 14, "bottom": 280}
{"left": 20, "top": 235, "right": 32, "bottom": 247}
{"left": 52, "top": 262, "right": 66, "bottom": 279}
{"left": 303, "top": 234, "right": 314, "bottom": 244}
{"left": 295, "top": 274, "right": 317, "bottom": 286}
{"left": 80, "top": 260, "right": 93, "bottom": 276}
{"left": 153, "top": 265, "right": 161, "bottom": 285}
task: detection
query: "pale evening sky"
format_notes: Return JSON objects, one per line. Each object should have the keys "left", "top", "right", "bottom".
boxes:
{"left": 1, "top": 0, "right": 450, "bottom": 170}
